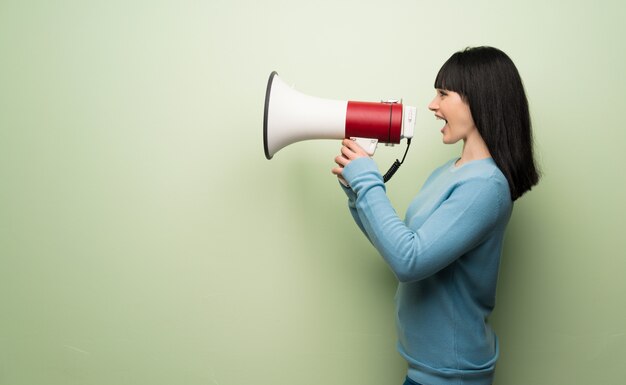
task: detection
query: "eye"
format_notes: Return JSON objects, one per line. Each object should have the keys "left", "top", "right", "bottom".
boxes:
{"left": 437, "top": 89, "right": 448, "bottom": 97}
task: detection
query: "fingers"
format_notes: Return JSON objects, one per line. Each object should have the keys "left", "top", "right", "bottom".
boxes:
{"left": 340, "top": 145, "right": 354, "bottom": 159}
{"left": 337, "top": 141, "right": 358, "bottom": 162}
{"left": 335, "top": 154, "right": 349, "bottom": 167}
{"left": 331, "top": 166, "right": 349, "bottom": 187}
{"left": 341, "top": 138, "right": 369, "bottom": 158}
{"left": 340, "top": 139, "right": 356, "bottom": 158}
{"left": 332, "top": 139, "right": 369, "bottom": 183}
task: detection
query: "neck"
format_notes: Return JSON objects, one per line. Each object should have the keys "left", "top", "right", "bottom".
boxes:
{"left": 456, "top": 131, "right": 492, "bottom": 167}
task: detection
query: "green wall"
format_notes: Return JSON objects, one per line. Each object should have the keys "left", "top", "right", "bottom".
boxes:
{"left": 2, "top": 0, "right": 625, "bottom": 384}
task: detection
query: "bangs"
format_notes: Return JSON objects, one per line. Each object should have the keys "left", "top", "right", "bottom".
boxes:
{"left": 434, "top": 52, "right": 468, "bottom": 97}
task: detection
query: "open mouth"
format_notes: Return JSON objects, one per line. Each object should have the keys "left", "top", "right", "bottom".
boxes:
{"left": 435, "top": 114, "right": 447, "bottom": 123}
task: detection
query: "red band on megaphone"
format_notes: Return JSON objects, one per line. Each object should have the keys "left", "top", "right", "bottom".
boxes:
{"left": 345, "top": 101, "right": 402, "bottom": 144}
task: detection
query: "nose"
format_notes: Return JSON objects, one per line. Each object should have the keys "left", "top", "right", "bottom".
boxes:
{"left": 428, "top": 96, "right": 439, "bottom": 112}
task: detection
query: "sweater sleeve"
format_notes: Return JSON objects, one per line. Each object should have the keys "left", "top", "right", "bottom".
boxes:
{"left": 342, "top": 157, "right": 503, "bottom": 283}
{"left": 339, "top": 181, "right": 371, "bottom": 240}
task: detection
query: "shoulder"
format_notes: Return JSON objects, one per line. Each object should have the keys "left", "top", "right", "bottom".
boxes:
{"left": 422, "top": 158, "right": 511, "bottom": 208}
{"left": 448, "top": 159, "right": 512, "bottom": 213}
{"left": 420, "top": 158, "right": 458, "bottom": 188}
{"left": 453, "top": 157, "right": 506, "bottom": 182}
{"left": 427, "top": 158, "right": 507, "bottom": 191}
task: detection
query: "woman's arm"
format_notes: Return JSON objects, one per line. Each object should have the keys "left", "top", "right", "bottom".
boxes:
{"left": 339, "top": 181, "right": 371, "bottom": 240}
{"left": 342, "top": 156, "right": 504, "bottom": 283}
{"left": 333, "top": 140, "right": 373, "bottom": 240}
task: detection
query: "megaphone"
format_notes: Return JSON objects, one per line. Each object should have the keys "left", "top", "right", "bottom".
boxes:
{"left": 263, "top": 72, "right": 416, "bottom": 166}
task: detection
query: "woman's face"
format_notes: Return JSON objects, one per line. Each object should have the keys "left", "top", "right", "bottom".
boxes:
{"left": 428, "top": 89, "right": 477, "bottom": 144}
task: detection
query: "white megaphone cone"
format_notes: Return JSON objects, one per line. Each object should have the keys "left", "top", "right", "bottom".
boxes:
{"left": 263, "top": 71, "right": 416, "bottom": 182}
{"left": 264, "top": 72, "right": 349, "bottom": 159}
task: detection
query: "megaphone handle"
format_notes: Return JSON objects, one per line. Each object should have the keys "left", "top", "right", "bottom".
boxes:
{"left": 341, "top": 138, "right": 410, "bottom": 187}
{"left": 339, "top": 137, "right": 376, "bottom": 189}
{"left": 350, "top": 137, "right": 378, "bottom": 156}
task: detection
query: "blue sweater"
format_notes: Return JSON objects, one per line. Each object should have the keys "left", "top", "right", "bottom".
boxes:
{"left": 341, "top": 157, "right": 512, "bottom": 385}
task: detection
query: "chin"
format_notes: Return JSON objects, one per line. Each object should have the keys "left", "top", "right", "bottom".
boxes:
{"left": 442, "top": 134, "right": 461, "bottom": 145}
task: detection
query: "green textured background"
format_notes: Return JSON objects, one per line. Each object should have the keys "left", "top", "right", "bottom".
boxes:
{"left": 1, "top": 0, "right": 625, "bottom": 384}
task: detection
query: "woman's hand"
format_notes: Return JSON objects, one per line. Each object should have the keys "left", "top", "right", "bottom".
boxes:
{"left": 331, "top": 138, "right": 370, "bottom": 184}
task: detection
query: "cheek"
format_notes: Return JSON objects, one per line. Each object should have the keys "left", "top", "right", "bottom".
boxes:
{"left": 461, "top": 115, "right": 476, "bottom": 130}
{"left": 462, "top": 104, "right": 476, "bottom": 125}
{"left": 454, "top": 107, "right": 476, "bottom": 130}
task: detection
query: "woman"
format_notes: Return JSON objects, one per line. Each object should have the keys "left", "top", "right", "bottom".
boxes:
{"left": 332, "top": 46, "right": 540, "bottom": 385}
